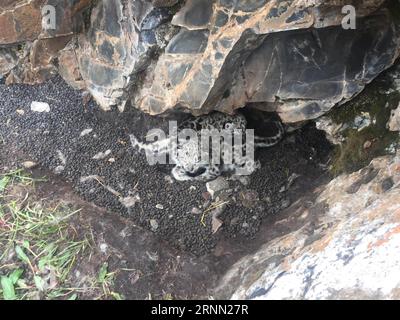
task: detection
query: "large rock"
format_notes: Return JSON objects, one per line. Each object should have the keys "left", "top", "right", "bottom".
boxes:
{"left": 74, "top": 0, "right": 179, "bottom": 110}
{"left": 0, "top": 0, "right": 93, "bottom": 84}
{"left": 0, "top": 0, "right": 92, "bottom": 44}
{"left": 1, "top": 0, "right": 399, "bottom": 122}
{"left": 236, "top": 13, "right": 400, "bottom": 123}
{"left": 215, "top": 153, "right": 400, "bottom": 299}
{"left": 5, "top": 36, "right": 74, "bottom": 84}
{"left": 0, "top": 47, "right": 21, "bottom": 77}
{"left": 133, "top": 0, "right": 399, "bottom": 121}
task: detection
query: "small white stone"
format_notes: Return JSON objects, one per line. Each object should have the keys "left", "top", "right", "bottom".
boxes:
{"left": 99, "top": 243, "right": 108, "bottom": 253}
{"left": 191, "top": 207, "right": 202, "bottom": 215}
{"left": 31, "top": 101, "right": 50, "bottom": 113}
{"left": 22, "top": 161, "right": 37, "bottom": 169}
{"left": 92, "top": 149, "right": 112, "bottom": 160}
{"left": 388, "top": 102, "right": 400, "bottom": 132}
{"left": 54, "top": 165, "right": 65, "bottom": 174}
{"left": 120, "top": 195, "right": 140, "bottom": 208}
{"left": 150, "top": 219, "right": 159, "bottom": 231}
{"left": 156, "top": 204, "right": 164, "bottom": 210}
{"left": 80, "top": 128, "right": 93, "bottom": 137}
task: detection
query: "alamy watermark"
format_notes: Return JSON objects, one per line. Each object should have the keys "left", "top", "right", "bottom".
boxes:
{"left": 41, "top": 5, "right": 56, "bottom": 30}
{"left": 130, "top": 121, "right": 256, "bottom": 176}
{"left": 39, "top": 3, "right": 357, "bottom": 32}
{"left": 342, "top": 5, "right": 356, "bottom": 30}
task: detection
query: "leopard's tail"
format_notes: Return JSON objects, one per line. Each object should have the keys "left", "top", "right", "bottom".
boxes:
{"left": 129, "top": 134, "right": 170, "bottom": 155}
{"left": 254, "top": 121, "right": 285, "bottom": 148}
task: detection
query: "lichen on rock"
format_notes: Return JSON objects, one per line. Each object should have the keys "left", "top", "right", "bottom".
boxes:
{"left": 320, "top": 61, "right": 400, "bottom": 176}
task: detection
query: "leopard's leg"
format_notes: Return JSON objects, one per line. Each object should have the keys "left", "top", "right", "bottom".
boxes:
{"left": 231, "top": 159, "right": 260, "bottom": 176}
{"left": 172, "top": 165, "right": 193, "bottom": 181}
{"left": 195, "top": 165, "right": 221, "bottom": 181}
{"left": 228, "top": 145, "right": 261, "bottom": 176}
{"left": 243, "top": 158, "right": 261, "bottom": 175}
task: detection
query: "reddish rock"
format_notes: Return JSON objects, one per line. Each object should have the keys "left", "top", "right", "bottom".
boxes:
{"left": 0, "top": 0, "right": 93, "bottom": 84}
{"left": 58, "top": 43, "right": 86, "bottom": 90}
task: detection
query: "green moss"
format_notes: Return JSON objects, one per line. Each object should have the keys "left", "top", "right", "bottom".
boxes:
{"left": 329, "top": 69, "right": 400, "bottom": 176}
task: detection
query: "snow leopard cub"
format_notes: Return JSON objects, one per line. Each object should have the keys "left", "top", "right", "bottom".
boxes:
{"left": 130, "top": 112, "right": 284, "bottom": 181}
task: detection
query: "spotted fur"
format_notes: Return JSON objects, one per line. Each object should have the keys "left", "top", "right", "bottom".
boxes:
{"left": 130, "top": 112, "right": 284, "bottom": 181}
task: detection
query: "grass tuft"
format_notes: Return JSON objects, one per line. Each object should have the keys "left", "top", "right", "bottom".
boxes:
{"left": 0, "top": 170, "right": 89, "bottom": 300}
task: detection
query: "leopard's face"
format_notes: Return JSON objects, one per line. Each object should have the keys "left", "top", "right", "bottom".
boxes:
{"left": 175, "top": 137, "right": 200, "bottom": 170}
{"left": 172, "top": 113, "right": 248, "bottom": 173}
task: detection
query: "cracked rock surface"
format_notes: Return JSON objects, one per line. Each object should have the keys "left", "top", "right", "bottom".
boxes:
{"left": 1, "top": 0, "right": 399, "bottom": 122}
{"left": 134, "top": 0, "right": 400, "bottom": 121}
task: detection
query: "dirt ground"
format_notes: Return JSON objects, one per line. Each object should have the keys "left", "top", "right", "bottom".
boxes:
{"left": 0, "top": 77, "right": 332, "bottom": 299}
